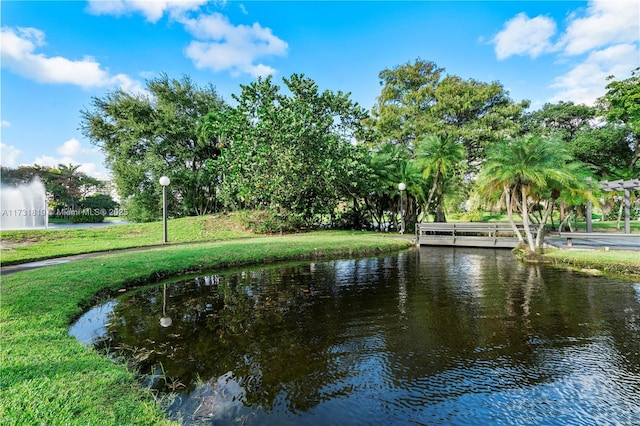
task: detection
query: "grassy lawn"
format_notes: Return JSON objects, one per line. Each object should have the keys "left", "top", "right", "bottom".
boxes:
{"left": 0, "top": 213, "right": 259, "bottom": 266}
{"left": 0, "top": 232, "right": 413, "bottom": 425}
{"left": 544, "top": 248, "right": 640, "bottom": 277}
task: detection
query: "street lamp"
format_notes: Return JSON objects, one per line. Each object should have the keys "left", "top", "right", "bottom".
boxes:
{"left": 586, "top": 177, "right": 593, "bottom": 233}
{"left": 159, "top": 176, "right": 170, "bottom": 243}
{"left": 398, "top": 182, "right": 406, "bottom": 234}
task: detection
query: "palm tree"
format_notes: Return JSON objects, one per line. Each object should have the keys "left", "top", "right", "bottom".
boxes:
{"left": 367, "top": 144, "right": 425, "bottom": 231}
{"left": 414, "top": 134, "right": 466, "bottom": 222}
{"left": 476, "top": 135, "right": 593, "bottom": 252}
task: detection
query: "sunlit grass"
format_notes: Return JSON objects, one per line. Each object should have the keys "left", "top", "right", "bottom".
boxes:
{"left": 0, "top": 213, "right": 258, "bottom": 265}
{"left": 545, "top": 249, "right": 640, "bottom": 278}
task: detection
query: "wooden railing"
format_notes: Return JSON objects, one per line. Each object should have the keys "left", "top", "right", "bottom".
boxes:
{"left": 415, "top": 222, "right": 538, "bottom": 248}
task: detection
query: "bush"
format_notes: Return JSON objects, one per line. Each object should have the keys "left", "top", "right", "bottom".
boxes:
{"left": 332, "top": 209, "right": 373, "bottom": 230}
{"left": 79, "top": 194, "right": 119, "bottom": 212}
{"left": 247, "top": 209, "right": 306, "bottom": 234}
{"left": 71, "top": 213, "right": 105, "bottom": 223}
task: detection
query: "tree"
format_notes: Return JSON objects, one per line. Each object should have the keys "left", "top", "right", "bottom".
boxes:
{"left": 475, "top": 136, "right": 593, "bottom": 252}
{"left": 369, "top": 59, "right": 445, "bottom": 152}
{"left": 369, "top": 59, "right": 529, "bottom": 165}
{"left": 204, "top": 74, "right": 369, "bottom": 227}
{"left": 414, "top": 135, "right": 466, "bottom": 222}
{"left": 361, "top": 144, "right": 408, "bottom": 231}
{"left": 81, "top": 74, "right": 225, "bottom": 221}
{"left": 597, "top": 68, "right": 640, "bottom": 169}
{"left": 45, "top": 164, "right": 102, "bottom": 210}
{"left": 570, "top": 124, "right": 636, "bottom": 178}
{"left": 0, "top": 165, "right": 42, "bottom": 186}
{"left": 524, "top": 101, "right": 596, "bottom": 143}
{"left": 431, "top": 75, "right": 529, "bottom": 166}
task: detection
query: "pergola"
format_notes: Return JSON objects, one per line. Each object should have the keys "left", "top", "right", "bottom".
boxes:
{"left": 587, "top": 179, "right": 640, "bottom": 234}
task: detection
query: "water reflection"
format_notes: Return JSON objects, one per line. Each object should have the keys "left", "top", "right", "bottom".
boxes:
{"left": 73, "top": 248, "right": 640, "bottom": 425}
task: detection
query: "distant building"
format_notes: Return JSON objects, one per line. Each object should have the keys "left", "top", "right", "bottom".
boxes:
{"left": 89, "top": 179, "right": 121, "bottom": 203}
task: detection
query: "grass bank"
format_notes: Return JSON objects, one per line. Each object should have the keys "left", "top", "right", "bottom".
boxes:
{"left": 0, "top": 213, "right": 259, "bottom": 266}
{"left": 544, "top": 249, "right": 640, "bottom": 278}
{"left": 0, "top": 233, "right": 413, "bottom": 425}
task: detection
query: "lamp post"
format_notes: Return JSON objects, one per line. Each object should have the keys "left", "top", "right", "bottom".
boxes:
{"left": 586, "top": 177, "right": 593, "bottom": 233}
{"left": 159, "top": 176, "right": 170, "bottom": 243}
{"left": 398, "top": 182, "right": 406, "bottom": 234}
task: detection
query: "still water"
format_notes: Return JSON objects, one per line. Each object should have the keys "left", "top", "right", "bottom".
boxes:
{"left": 70, "top": 248, "right": 640, "bottom": 425}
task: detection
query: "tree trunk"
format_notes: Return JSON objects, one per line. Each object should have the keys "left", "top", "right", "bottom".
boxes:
{"left": 425, "top": 169, "right": 440, "bottom": 217}
{"left": 521, "top": 185, "right": 536, "bottom": 252}
{"left": 535, "top": 198, "right": 554, "bottom": 249}
{"left": 505, "top": 186, "right": 524, "bottom": 243}
{"left": 616, "top": 198, "right": 623, "bottom": 230}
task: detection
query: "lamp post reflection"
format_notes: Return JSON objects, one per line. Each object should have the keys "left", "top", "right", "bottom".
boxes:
{"left": 398, "top": 182, "right": 406, "bottom": 234}
{"left": 160, "top": 283, "right": 172, "bottom": 328}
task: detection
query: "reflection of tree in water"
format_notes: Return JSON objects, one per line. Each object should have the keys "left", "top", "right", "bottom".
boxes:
{"left": 96, "top": 263, "right": 373, "bottom": 413}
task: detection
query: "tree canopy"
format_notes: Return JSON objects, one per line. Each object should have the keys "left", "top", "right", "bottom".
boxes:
{"left": 369, "top": 58, "right": 529, "bottom": 165}
{"left": 81, "top": 74, "right": 225, "bottom": 221}
{"left": 76, "top": 61, "right": 633, "bottom": 234}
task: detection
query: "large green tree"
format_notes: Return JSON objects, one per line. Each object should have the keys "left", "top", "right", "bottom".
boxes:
{"left": 597, "top": 68, "right": 640, "bottom": 169}
{"left": 369, "top": 59, "right": 529, "bottom": 164}
{"left": 81, "top": 74, "right": 225, "bottom": 221}
{"left": 203, "top": 74, "right": 369, "bottom": 226}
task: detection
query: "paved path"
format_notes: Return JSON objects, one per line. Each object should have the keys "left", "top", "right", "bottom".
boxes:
{"left": 0, "top": 244, "right": 171, "bottom": 275}
{"left": 545, "top": 235, "right": 640, "bottom": 250}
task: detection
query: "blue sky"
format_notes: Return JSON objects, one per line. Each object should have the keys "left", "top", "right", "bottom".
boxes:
{"left": 1, "top": 0, "right": 639, "bottom": 179}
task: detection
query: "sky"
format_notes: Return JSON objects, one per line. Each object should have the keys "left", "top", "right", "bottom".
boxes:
{"left": 1, "top": 0, "right": 639, "bottom": 179}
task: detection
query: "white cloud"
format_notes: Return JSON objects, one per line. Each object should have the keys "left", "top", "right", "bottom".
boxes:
{"left": 86, "top": 1, "right": 287, "bottom": 78}
{"left": 56, "top": 138, "right": 96, "bottom": 157}
{"left": 86, "top": 0, "right": 208, "bottom": 23}
{"left": 33, "top": 154, "right": 109, "bottom": 179}
{"left": 34, "top": 154, "right": 75, "bottom": 168}
{"left": 493, "top": 0, "right": 640, "bottom": 105}
{"left": 0, "top": 26, "right": 145, "bottom": 94}
{"left": 28, "top": 138, "right": 109, "bottom": 179}
{"left": 559, "top": 0, "right": 640, "bottom": 55}
{"left": 0, "top": 143, "right": 21, "bottom": 167}
{"left": 76, "top": 162, "right": 109, "bottom": 180}
{"left": 1, "top": 120, "right": 11, "bottom": 127}
{"left": 492, "top": 13, "right": 557, "bottom": 60}
{"left": 180, "top": 13, "right": 288, "bottom": 77}
{"left": 549, "top": 43, "right": 639, "bottom": 105}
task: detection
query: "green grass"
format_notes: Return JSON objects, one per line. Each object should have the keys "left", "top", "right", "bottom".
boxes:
{"left": 544, "top": 249, "right": 640, "bottom": 277}
{"left": 0, "top": 232, "right": 413, "bottom": 425}
{"left": 576, "top": 220, "right": 640, "bottom": 232}
{"left": 0, "top": 213, "right": 258, "bottom": 265}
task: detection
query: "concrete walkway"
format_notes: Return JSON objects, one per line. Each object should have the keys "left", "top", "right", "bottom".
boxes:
{"left": 545, "top": 235, "right": 640, "bottom": 251}
{"left": 1, "top": 244, "right": 171, "bottom": 275}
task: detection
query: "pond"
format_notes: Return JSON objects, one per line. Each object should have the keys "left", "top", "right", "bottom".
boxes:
{"left": 70, "top": 247, "right": 640, "bottom": 425}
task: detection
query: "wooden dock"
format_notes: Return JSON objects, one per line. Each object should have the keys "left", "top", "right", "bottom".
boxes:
{"left": 415, "top": 222, "right": 537, "bottom": 248}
